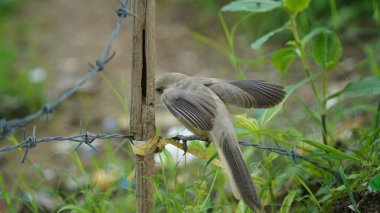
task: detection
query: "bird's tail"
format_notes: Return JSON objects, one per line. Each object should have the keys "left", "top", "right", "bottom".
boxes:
{"left": 211, "top": 109, "right": 262, "bottom": 212}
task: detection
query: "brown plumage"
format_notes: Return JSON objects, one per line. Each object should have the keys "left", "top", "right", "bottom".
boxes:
{"left": 156, "top": 73, "right": 285, "bottom": 211}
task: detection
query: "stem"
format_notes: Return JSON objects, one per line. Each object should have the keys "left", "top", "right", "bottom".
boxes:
{"left": 268, "top": 178, "right": 276, "bottom": 209}
{"left": 369, "top": 100, "right": 380, "bottom": 164}
{"left": 290, "top": 13, "right": 328, "bottom": 143}
{"left": 320, "top": 68, "right": 331, "bottom": 145}
{"left": 321, "top": 114, "right": 328, "bottom": 145}
{"left": 289, "top": 14, "right": 320, "bottom": 104}
{"left": 329, "top": 0, "right": 338, "bottom": 29}
{"left": 219, "top": 13, "right": 245, "bottom": 79}
{"left": 200, "top": 168, "right": 219, "bottom": 210}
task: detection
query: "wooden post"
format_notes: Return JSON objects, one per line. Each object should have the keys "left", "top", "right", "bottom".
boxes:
{"left": 131, "top": 0, "right": 156, "bottom": 212}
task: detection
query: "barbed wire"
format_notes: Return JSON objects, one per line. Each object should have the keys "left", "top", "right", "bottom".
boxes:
{"left": 0, "top": 125, "right": 134, "bottom": 163}
{"left": 0, "top": 128, "right": 340, "bottom": 180}
{"left": 0, "top": 0, "right": 134, "bottom": 139}
{"left": 238, "top": 141, "right": 341, "bottom": 179}
{"left": 171, "top": 135, "right": 341, "bottom": 179}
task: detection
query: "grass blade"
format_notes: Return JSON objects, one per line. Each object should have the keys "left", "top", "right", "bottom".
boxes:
{"left": 340, "top": 170, "right": 360, "bottom": 212}
{"left": 293, "top": 136, "right": 363, "bottom": 162}
{"left": 292, "top": 172, "right": 323, "bottom": 211}
{"left": 280, "top": 190, "right": 297, "bottom": 213}
{"left": 0, "top": 171, "right": 13, "bottom": 213}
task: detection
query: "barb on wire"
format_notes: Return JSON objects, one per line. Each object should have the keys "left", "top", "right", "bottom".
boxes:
{"left": 238, "top": 141, "right": 340, "bottom": 178}
{"left": 21, "top": 126, "right": 37, "bottom": 163}
{"left": 74, "top": 118, "right": 97, "bottom": 152}
{"left": 0, "top": 125, "right": 134, "bottom": 163}
{"left": 167, "top": 135, "right": 340, "bottom": 179}
{"left": 0, "top": 0, "right": 134, "bottom": 138}
{"left": 1, "top": 129, "right": 341, "bottom": 179}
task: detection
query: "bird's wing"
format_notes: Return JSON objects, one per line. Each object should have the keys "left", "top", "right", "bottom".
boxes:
{"left": 207, "top": 80, "right": 286, "bottom": 108}
{"left": 161, "top": 86, "right": 217, "bottom": 131}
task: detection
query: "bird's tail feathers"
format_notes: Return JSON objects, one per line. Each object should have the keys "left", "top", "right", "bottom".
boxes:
{"left": 211, "top": 112, "right": 262, "bottom": 211}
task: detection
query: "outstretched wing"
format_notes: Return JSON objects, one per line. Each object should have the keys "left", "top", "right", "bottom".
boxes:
{"left": 161, "top": 85, "right": 217, "bottom": 131}
{"left": 207, "top": 80, "right": 285, "bottom": 108}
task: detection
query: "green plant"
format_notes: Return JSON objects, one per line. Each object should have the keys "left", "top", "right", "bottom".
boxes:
{"left": 2, "top": 1, "right": 380, "bottom": 212}
{"left": 0, "top": 7, "right": 45, "bottom": 118}
{"left": 220, "top": 0, "right": 380, "bottom": 211}
{"left": 0, "top": 0, "right": 21, "bottom": 14}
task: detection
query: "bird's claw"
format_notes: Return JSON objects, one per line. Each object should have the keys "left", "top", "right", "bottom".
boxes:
{"left": 171, "top": 135, "right": 210, "bottom": 155}
{"left": 171, "top": 135, "right": 191, "bottom": 155}
{"left": 182, "top": 140, "right": 188, "bottom": 155}
{"left": 205, "top": 138, "right": 211, "bottom": 148}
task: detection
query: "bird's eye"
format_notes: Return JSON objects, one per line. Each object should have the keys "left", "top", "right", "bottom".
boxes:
{"left": 155, "top": 87, "right": 163, "bottom": 93}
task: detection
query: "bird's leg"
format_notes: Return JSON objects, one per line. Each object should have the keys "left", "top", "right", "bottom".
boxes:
{"left": 181, "top": 140, "right": 188, "bottom": 155}
{"left": 204, "top": 137, "right": 211, "bottom": 148}
{"left": 172, "top": 135, "right": 198, "bottom": 141}
{"left": 171, "top": 135, "right": 195, "bottom": 155}
{"left": 171, "top": 135, "right": 210, "bottom": 154}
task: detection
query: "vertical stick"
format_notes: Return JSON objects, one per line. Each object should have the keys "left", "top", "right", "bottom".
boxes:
{"left": 131, "top": 0, "right": 156, "bottom": 212}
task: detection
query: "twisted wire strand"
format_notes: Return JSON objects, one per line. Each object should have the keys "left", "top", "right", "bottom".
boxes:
{"left": 0, "top": 130, "right": 340, "bottom": 179}
{"left": 0, "top": 125, "right": 134, "bottom": 163}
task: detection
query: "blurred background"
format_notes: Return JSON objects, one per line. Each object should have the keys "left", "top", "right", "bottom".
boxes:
{"left": 0, "top": 0, "right": 379, "bottom": 212}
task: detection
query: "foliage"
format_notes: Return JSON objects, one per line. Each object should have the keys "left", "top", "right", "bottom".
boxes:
{"left": 1, "top": 0, "right": 380, "bottom": 212}
{"left": 312, "top": 30, "right": 342, "bottom": 70}
{"left": 369, "top": 173, "right": 380, "bottom": 192}
{"left": 0, "top": 5, "right": 45, "bottom": 118}
{"left": 196, "top": 0, "right": 380, "bottom": 211}
{"left": 0, "top": 0, "right": 20, "bottom": 14}
{"left": 221, "top": 0, "right": 282, "bottom": 13}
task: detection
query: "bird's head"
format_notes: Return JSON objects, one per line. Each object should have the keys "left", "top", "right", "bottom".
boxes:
{"left": 155, "top": 72, "right": 188, "bottom": 94}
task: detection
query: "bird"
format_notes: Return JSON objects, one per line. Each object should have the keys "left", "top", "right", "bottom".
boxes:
{"left": 155, "top": 72, "right": 286, "bottom": 211}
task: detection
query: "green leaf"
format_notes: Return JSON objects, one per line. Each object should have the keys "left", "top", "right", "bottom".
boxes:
{"left": 340, "top": 171, "right": 359, "bottom": 212}
{"left": 328, "top": 76, "right": 380, "bottom": 99}
{"left": 374, "top": 0, "right": 380, "bottom": 24}
{"left": 222, "top": 0, "right": 282, "bottom": 13}
{"left": 58, "top": 205, "right": 91, "bottom": 213}
{"left": 266, "top": 152, "right": 279, "bottom": 163}
{"left": 292, "top": 172, "right": 323, "bottom": 211}
{"left": 301, "top": 27, "right": 327, "bottom": 46}
{"left": 312, "top": 31, "right": 342, "bottom": 69}
{"left": 369, "top": 173, "right": 380, "bottom": 192}
{"left": 283, "top": 0, "right": 311, "bottom": 13}
{"left": 0, "top": 171, "right": 13, "bottom": 212}
{"left": 307, "top": 153, "right": 363, "bottom": 161}
{"left": 258, "top": 76, "right": 314, "bottom": 126}
{"left": 292, "top": 136, "right": 363, "bottom": 162}
{"left": 280, "top": 190, "right": 297, "bottom": 213}
{"left": 272, "top": 47, "right": 297, "bottom": 76}
{"left": 204, "top": 152, "right": 219, "bottom": 173}
{"left": 251, "top": 23, "right": 288, "bottom": 50}
{"left": 235, "top": 114, "right": 259, "bottom": 132}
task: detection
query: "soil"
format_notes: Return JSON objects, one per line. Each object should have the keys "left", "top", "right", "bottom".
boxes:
{"left": 331, "top": 192, "right": 380, "bottom": 213}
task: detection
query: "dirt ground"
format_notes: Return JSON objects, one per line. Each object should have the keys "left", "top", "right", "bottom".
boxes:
{"left": 332, "top": 192, "right": 380, "bottom": 213}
